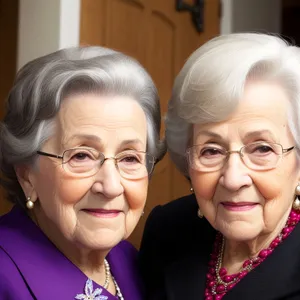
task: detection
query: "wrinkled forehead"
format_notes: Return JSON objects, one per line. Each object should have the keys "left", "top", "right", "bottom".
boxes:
{"left": 193, "top": 81, "right": 291, "bottom": 142}
{"left": 49, "top": 93, "right": 148, "bottom": 149}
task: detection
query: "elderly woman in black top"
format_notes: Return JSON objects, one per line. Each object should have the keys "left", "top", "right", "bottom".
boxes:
{"left": 140, "top": 33, "right": 300, "bottom": 300}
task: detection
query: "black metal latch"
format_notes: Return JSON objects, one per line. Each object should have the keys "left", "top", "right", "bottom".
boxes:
{"left": 176, "top": 0, "right": 204, "bottom": 33}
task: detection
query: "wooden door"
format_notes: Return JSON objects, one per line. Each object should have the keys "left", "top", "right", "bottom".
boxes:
{"left": 80, "top": 0, "right": 220, "bottom": 248}
{"left": 0, "top": 0, "right": 18, "bottom": 215}
{"left": 282, "top": 0, "right": 300, "bottom": 46}
{"left": 0, "top": 1, "right": 220, "bottom": 243}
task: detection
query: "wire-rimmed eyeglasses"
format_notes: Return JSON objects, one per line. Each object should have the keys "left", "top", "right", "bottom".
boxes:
{"left": 37, "top": 148, "right": 156, "bottom": 179}
{"left": 186, "top": 142, "right": 295, "bottom": 172}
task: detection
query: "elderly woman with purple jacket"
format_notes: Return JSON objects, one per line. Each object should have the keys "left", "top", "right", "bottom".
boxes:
{"left": 0, "top": 46, "right": 165, "bottom": 299}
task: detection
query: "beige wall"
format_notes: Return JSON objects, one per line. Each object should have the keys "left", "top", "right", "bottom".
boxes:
{"left": 221, "top": 0, "right": 281, "bottom": 34}
{"left": 17, "top": 0, "right": 80, "bottom": 70}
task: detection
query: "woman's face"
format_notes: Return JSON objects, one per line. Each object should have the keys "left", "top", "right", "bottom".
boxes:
{"left": 27, "top": 93, "right": 149, "bottom": 250}
{"left": 190, "top": 81, "right": 300, "bottom": 242}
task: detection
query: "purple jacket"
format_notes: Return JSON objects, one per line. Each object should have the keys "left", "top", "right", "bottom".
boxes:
{"left": 0, "top": 206, "right": 144, "bottom": 299}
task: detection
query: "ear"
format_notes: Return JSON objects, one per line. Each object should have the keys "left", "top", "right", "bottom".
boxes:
{"left": 14, "top": 165, "right": 38, "bottom": 203}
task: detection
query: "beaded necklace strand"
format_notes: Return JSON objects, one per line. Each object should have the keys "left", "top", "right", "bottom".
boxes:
{"left": 204, "top": 209, "right": 300, "bottom": 300}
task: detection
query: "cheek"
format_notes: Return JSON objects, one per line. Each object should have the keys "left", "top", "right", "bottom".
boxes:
{"left": 123, "top": 178, "right": 148, "bottom": 239}
{"left": 55, "top": 177, "right": 92, "bottom": 205}
{"left": 32, "top": 164, "right": 89, "bottom": 237}
{"left": 253, "top": 167, "right": 297, "bottom": 201}
{"left": 33, "top": 163, "right": 60, "bottom": 204}
{"left": 190, "top": 170, "right": 219, "bottom": 200}
{"left": 34, "top": 162, "right": 91, "bottom": 208}
{"left": 124, "top": 178, "right": 148, "bottom": 210}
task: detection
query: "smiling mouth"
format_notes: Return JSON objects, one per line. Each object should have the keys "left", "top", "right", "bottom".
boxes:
{"left": 221, "top": 202, "right": 258, "bottom": 211}
{"left": 82, "top": 209, "right": 122, "bottom": 218}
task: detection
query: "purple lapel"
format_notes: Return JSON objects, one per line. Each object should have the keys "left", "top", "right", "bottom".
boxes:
{"left": 108, "top": 240, "right": 145, "bottom": 300}
{"left": 0, "top": 206, "right": 144, "bottom": 299}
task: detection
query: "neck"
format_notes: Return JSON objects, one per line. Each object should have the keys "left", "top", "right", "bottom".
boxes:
{"left": 31, "top": 208, "right": 109, "bottom": 281}
{"left": 222, "top": 208, "right": 290, "bottom": 274}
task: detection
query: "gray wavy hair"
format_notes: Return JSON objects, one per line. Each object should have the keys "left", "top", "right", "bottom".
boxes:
{"left": 0, "top": 46, "right": 166, "bottom": 208}
{"left": 166, "top": 33, "right": 300, "bottom": 176}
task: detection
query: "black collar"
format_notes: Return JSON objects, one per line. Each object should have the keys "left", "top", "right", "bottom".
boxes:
{"left": 164, "top": 220, "right": 300, "bottom": 300}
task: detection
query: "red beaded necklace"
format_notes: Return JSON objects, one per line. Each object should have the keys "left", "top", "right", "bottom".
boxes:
{"left": 205, "top": 209, "right": 300, "bottom": 300}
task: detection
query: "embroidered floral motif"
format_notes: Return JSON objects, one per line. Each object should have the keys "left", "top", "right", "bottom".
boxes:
{"left": 75, "top": 278, "right": 108, "bottom": 300}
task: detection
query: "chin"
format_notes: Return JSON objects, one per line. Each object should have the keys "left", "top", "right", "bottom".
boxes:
{"left": 75, "top": 230, "right": 125, "bottom": 251}
{"left": 217, "top": 222, "right": 262, "bottom": 242}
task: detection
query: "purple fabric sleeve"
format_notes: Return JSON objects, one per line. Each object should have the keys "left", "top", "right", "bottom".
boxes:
{"left": 0, "top": 247, "right": 33, "bottom": 299}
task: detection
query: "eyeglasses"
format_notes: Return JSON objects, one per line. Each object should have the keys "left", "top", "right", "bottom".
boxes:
{"left": 186, "top": 142, "right": 295, "bottom": 172}
{"left": 37, "top": 148, "right": 156, "bottom": 179}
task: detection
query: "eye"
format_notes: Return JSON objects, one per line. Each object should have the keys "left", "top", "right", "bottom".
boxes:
{"left": 117, "top": 151, "right": 144, "bottom": 165}
{"left": 255, "top": 145, "right": 273, "bottom": 153}
{"left": 247, "top": 143, "right": 275, "bottom": 156}
{"left": 72, "top": 152, "right": 92, "bottom": 161}
{"left": 120, "top": 154, "right": 141, "bottom": 164}
{"left": 199, "top": 147, "right": 225, "bottom": 158}
{"left": 65, "top": 148, "right": 98, "bottom": 163}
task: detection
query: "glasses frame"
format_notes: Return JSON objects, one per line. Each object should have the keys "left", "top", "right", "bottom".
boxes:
{"left": 186, "top": 142, "right": 295, "bottom": 172}
{"left": 37, "top": 148, "right": 156, "bottom": 178}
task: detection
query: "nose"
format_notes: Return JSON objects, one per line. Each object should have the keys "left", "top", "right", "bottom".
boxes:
{"left": 91, "top": 159, "right": 124, "bottom": 198}
{"left": 219, "top": 152, "right": 252, "bottom": 192}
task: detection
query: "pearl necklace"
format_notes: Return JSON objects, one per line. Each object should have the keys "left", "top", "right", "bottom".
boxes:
{"left": 103, "top": 259, "right": 111, "bottom": 289}
{"left": 205, "top": 209, "right": 300, "bottom": 300}
{"left": 104, "top": 259, "right": 124, "bottom": 299}
{"left": 112, "top": 276, "right": 124, "bottom": 300}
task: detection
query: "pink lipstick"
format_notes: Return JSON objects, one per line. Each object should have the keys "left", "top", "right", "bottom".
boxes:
{"left": 82, "top": 209, "right": 121, "bottom": 218}
{"left": 221, "top": 202, "right": 258, "bottom": 211}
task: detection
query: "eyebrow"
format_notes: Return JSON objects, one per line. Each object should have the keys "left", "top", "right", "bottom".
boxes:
{"left": 65, "top": 134, "right": 103, "bottom": 144}
{"left": 243, "top": 130, "right": 277, "bottom": 141}
{"left": 195, "top": 131, "right": 223, "bottom": 139}
{"left": 64, "top": 135, "right": 144, "bottom": 149}
{"left": 195, "top": 129, "right": 277, "bottom": 142}
{"left": 119, "top": 139, "right": 145, "bottom": 149}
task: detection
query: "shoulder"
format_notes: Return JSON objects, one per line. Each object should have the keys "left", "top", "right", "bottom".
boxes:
{"left": 0, "top": 207, "right": 15, "bottom": 227}
{"left": 0, "top": 247, "right": 32, "bottom": 299}
{"left": 109, "top": 241, "right": 145, "bottom": 298}
{"left": 110, "top": 240, "right": 138, "bottom": 261}
{"left": 140, "top": 194, "right": 202, "bottom": 260}
{"left": 139, "top": 194, "right": 209, "bottom": 298}
{"left": 0, "top": 247, "right": 17, "bottom": 287}
{"left": 108, "top": 240, "right": 139, "bottom": 272}
{"left": 159, "top": 193, "right": 198, "bottom": 213}
{"left": 144, "top": 193, "right": 201, "bottom": 238}
{"left": 140, "top": 193, "right": 215, "bottom": 261}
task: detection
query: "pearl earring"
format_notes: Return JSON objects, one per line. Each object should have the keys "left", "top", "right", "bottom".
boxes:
{"left": 26, "top": 196, "right": 34, "bottom": 210}
{"left": 141, "top": 211, "right": 145, "bottom": 217}
{"left": 294, "top": 185, "right": 300, "bottom": 210}
{"left": 190, "top": 187, "right": 194, "bottom": 193}
{"left": 197, "top": 208, "right": 203, "bottom": 219}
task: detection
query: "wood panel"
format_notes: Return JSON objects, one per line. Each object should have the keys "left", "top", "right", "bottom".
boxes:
{"left": 0, "top": 0, "right": 18, "bottom": 215}
{"left": 80, "top": 0, "right": 107, "bottom": 46}
{"left": 80, "top": 0, "right": 221, "bottom": 248}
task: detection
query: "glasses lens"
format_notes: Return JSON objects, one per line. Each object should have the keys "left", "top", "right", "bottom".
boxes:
{"left": 61, "top": 148, "right": 155, "bottom": 179}
{"left": 187, "top": 144, "right": 227, "bottom": 171}
{"left": 242, "top": 142, "right": 281, "bottom": 170}
{"left": 116, "top": 151, "right": 155, "bottom": 179}
{"left": 187, "top": 142, "right": 284, "bottom": 171}
{"left": 63, "top": 148, "right": 102, "bottom": 175}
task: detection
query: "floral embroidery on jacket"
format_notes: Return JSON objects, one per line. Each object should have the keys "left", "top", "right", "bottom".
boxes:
{"left": 75, "top": 278, "right": 108, "bottom": 300}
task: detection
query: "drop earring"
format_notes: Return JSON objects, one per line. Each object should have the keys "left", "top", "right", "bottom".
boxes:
{"left": 26, "top": 196, "right": 34, "bottom": 210}
{"left": 197, "top": 208, "right": 203, "bottom": 219}
{"left": 293, "top": 184, "right": 300, "bottom": 210}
